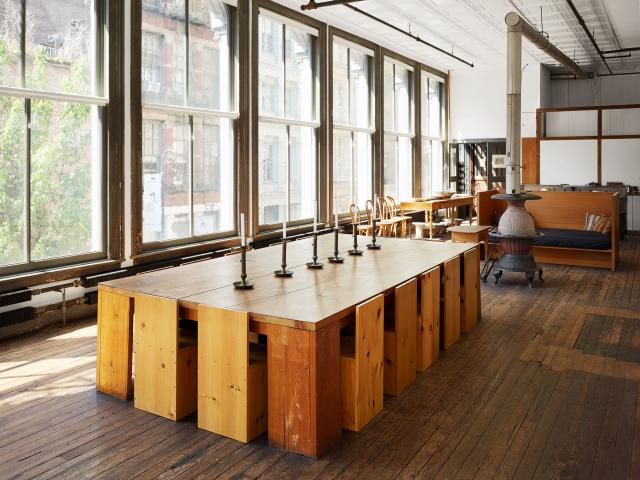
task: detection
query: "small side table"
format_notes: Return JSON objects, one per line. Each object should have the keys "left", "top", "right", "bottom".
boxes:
{"left": 447, "top": 225, "right": 492, "bottom": 259}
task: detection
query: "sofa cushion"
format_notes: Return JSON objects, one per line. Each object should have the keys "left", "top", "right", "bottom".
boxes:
{"left": 534, "top": 228, "right": 611, "bottom": 250}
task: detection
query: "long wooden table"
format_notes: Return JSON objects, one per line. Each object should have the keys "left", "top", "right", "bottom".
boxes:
{"left": 96, "top": 234, "right": 479, "bottom": 457}
{"left": 401, "top": 195, "right": 475, "bottom": 239}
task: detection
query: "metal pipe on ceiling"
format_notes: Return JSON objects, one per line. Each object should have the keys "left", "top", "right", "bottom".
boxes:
{"left": 301, "top": 0, "right": 365, "bottom": 10}
{"left": 603, "top": 46, "right": 640, "bottom": 54}
{"left": 505, "top": 12, "right": 589, "bottom": 79}
{"left": 343, "top": 4, "right": 474, "bottom": 67}
{"left": 563, "top": 0, "right": 613, "bottom": 74}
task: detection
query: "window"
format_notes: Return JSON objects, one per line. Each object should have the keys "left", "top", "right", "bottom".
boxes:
{"left": 421, "top": 71, "right": 445, "bottom": 196}
{"left": 383, "top": 58, "right": 414, "bottom": 200}
{"left": 141, "top": 0, "right": 236, "bottom": 245}
{"left": 0, "top": 0, "right": 107, "bottom": 273}
{"left": 258, "top": 13, "right": 317, "bottom": 226}
{"left": 332, "top": 39, "right": 373, "bottom": 214}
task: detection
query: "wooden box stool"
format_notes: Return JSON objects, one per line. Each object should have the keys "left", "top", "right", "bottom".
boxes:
{"left": 197, "top": 306, "right": 268, "bottom": 443}
{"left": 384, "top": 278, "right": 418, "bottom": 396}
{"left": 133, "top": 294, "right": 198, "bottom": 421}
{"left": 340, "top": 294, "right": 384, "bottom": 431}
{"left": 447, "top": 225, "right": 491, "bottom": 259}
{"left": 443, "top": 257, "right": 461, "bottom": 349}
{"left": 416, "top": 266, "right": 440, "bottom": 371}
{"left": 460, "top": 246, "right": 481, "bottom": 333}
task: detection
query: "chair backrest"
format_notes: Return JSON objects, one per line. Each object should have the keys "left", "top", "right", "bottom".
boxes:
{"left": 364, "top": 200, "right": 374, "bottom": 224}
{"left": 349, "top": 204, "right": 361, "bottom": 225}
{"left": 376, "top": 197, "right": 390, "bottom": 221}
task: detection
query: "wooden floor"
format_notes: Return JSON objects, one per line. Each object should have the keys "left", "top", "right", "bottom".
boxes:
{"left": 2, "top": 236, "right": 640, "bottom": 480}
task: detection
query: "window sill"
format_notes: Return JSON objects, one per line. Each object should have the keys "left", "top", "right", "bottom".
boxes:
{"left": 0, "top": 258, "right": 124, "bottom": 291}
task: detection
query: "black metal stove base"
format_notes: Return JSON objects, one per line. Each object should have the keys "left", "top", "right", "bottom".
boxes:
{"left": 493, "top": 254, "right": 544, "bottom": 288}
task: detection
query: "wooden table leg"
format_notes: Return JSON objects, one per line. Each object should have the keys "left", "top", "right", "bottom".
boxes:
{"left": 267, "top": 322, "right": 342, "bottom": 458}
{"left": 96, "top": 289, "right": 134, "bottom": 400}
{"left": 428, "top": 209, "right": 434, "bottom": 239}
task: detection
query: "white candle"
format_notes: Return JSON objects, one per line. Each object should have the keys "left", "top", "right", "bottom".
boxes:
{"left": 240, "top": 213, "right": 245, "bottom": 247}
{"left": 313, "top": 201, "right": 318, "bottom": 233}
{"left": 282, "top": 217, "right": 287, "bottom": 239}
{"left": 335, "top": 212, "right": 339, "bottom": 229}
{"left": 373, "top": 195, "right": 377, "bottom": 219}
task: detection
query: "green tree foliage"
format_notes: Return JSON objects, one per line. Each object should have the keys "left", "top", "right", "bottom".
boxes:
{"left": 0, "top": 38, "right": 94, "bottom": 267}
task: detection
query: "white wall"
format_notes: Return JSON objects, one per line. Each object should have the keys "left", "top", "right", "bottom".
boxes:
{"left": 450, "top": 62, "right": 542, "bottom": 140}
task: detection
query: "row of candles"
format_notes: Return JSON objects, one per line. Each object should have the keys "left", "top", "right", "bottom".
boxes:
{"left": 234, "top": 201, "right": 380, "bottom": 289}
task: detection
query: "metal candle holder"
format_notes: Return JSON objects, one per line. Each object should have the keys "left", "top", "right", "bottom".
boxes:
{"left": 233, "top": 244, "right": 254, "bottom": 289}
{"left": 328, "top": 227, "right": 345, "bottom": 263}
{"left": 307, "top": 232, "right": 324, "bottom": 269}
{"left": 274, "top": 238, "right": 294, "bottom": 277}
{"left": 348, "top": 223, "right": 363, "bottom": 256}
{"left": 367, "top": 216, "right": 381, "bottom": 249}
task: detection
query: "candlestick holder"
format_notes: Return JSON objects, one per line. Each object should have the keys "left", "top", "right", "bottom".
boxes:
{"left": 367, "top": 217, "right": 381, "bottom": 249}
{"left": 348, "top": 224, "right": 364, "bottom": 256}
{"left": 306, "top": 232, "right": 324, "bottom": 269}
{"left": 274, "top": 238, "right": 294, "bottom": 277}
{"left": 233, "top": 245, "right": 254, "bottom": 289}
{"left": 328, "top": 227, "right": 345, "bottom": 263}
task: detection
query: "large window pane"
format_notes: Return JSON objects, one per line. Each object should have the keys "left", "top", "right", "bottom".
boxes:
{"left": 192, "top": 116, "right": 234, "bottom": 236}
{"left": 258, "top": 15, "right": 283, "bottom": 117}
{"left": 0, "top": 96, "right": 26, "bottom": 266}
{"left": 354, "top": 131, "right": 372, "bottom": 206}
{"left": 0, "top": 0, "right": 21, "bottom": 87}
{"left": 142, "top": 112, "right": 190, "bottom": 242}
{"left": 285, "top": 26, "right": 313, "bottom": 121}
{"left": 350, "top": 50, "right": 369, "bottom": 128}
{"left": 383, "top": 62, "right": 394, "bottom": 131}
{"left": 395, "top": 65, "right": 411, "bottom": 134}
{"left": 421, "top": 138, "right": 432, "bottom": 197}
{"left": 428, "top": 78, "right": 442, "bottom": 138}
{"left": 383, "top": 134, "right": 397, "bottom": 198}
{"left": 142, "top": 0, "right": 186, "bottom": 105}
{"left": 398, "top": 136, "right": 412, "bottom": 199}
{"left": 432, "top": 140, "right": 444, "bottom": 193}
{"left": 333, "top": 130, "right": 352, "bottom": 214}
{"left": 289, "top": 125, "right": 315, "bottom": 220}
{"left": 188, "top": 0, "right": 231, "bottom": 111}
{"left": 258, "top": 123, "right": 287, "bottom": 225}
{"left": 332, "top": 43, "right": 349, "bottom": 125}
{"left": 30, "top": 99, "right": 101, "bottom": 260}
{"left": 25, "top": 0, "right": 95, "bottom": 95}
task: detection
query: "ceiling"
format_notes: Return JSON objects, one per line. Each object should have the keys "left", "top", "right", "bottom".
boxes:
{"left": 274, "top": 0, "right": 640, "bottom": 75}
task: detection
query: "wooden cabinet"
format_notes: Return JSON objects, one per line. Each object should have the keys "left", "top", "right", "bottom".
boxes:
{"left": 629, "top": 195, "right": 640, "bottom": 231}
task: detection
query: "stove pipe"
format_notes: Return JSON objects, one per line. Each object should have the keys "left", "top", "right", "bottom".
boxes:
{"left": 504, "top": 12, "right": 589, "bottom": 195}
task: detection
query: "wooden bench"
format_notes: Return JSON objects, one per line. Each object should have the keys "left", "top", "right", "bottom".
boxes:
{"left": 477, "top": 190, "right": 619, "bottom": 271}
{"left": 340, "top": 294, "right": 384, "bottom": 431}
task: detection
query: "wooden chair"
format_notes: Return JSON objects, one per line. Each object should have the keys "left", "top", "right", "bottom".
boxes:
{"left": 133, "top": 294, "right": 198, "bottom": 421}
{"left": 350, "top": 204, "right": 372, "bottom": 236}
{"left": 340, "top": 294, "right": 384, "bottom": 431}
{"left": 376, "top": 196, "right": 397, "bottom": 237}
{"left": 384, "top": 278, "right": 418, "bottom": 396}
{"left": 416, "top": 266, "right": 440, "bottom": 371}
{"left": 197, "top": 306, "right": 268, "bottom": 443}
{"left": 386, "top": 196, "right": 412, "bottom": 238}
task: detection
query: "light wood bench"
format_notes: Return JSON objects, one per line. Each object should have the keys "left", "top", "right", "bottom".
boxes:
{"left": 197, "top": 306, "right": 267, "bottom": 443}
{"left": 384, "top": 278, "right": 418, "bottom": 396}
{"left": 340, "top": 294, "right": 384, "bottom": 431}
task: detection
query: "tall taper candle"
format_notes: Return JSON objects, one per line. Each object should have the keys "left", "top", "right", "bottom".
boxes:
{"left": 240, "top": 213, "right": 245, "bottom": 247}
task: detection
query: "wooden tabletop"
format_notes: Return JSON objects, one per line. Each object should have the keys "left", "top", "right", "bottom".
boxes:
{"left": 100, "top": 234, "right": 475, "bottom": 330}
{"left": 447, "top": 225, "right": 492, "bottom": 234}
{"left": 401, "top": 195, "right": 475, "bottom": 210}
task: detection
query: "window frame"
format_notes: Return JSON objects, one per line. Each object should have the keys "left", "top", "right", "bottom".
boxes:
{"left": 134, "top": 0, "right": 240, "bottom": 255}
{"left": 329, "top": 30, "right": 376, "bottom": 217}
{"left": 0, "top": 0, "right": 122, "bottom": 281}
{"left": 381, "top": 52, "right": 416, "bottom": 200}
{"left": 253, "top": 2, "right": 323, "bottom": 234}
{"left": 420, "top": 68, "right": 447, "bottom": 196}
